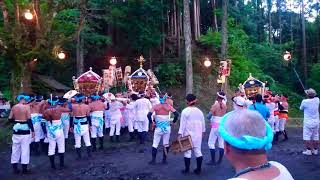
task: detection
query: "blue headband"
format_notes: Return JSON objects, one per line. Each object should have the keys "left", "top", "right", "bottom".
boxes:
{"left": 48, "top": 99, "right": 59, "bottom": 106}
{"left": 16, "top": 95, "right": 30, "bottom": 102}
{"left": 75, "top": 95, "right": 85, "bottom": 103}
{"left": 218, "top": 112, "right": 273, "bottom": 151}
{"left": 159, "top": 96, "right": 167, "bottom": 104}
{"left": 90, "top": 95, "right": 100, "bottom": 101}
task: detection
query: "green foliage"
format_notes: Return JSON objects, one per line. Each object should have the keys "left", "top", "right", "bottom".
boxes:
{"left": 307, "top": 63, "right": 320, "bottom": 93}
{"left": 199, "top": 31, "right": 221, "bottom": 50}
{"left": 155, "top": 63, "right": 184, "bottom": 88}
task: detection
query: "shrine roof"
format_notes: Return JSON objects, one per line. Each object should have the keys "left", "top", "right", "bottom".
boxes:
{"left": 75, "top": 67, "right": 102, "bottom": 83}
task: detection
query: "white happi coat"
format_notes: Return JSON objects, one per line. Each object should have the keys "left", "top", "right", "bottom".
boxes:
{"left": 109, "top": 101, "right": 123, "bottom": 124}
{"left": 178, "top": 106, "right": 205, "bottom": 148}
{"left": 125, "top": 101, "right": 136, "bottom": 132}
{"left": 134, "top": 98, "right": 152, "bottom": 122}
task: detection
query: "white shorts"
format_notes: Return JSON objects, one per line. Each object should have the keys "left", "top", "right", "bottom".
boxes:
{"left": 208, "top": 128, "right": 224, "bottom": 149}
{"left": 152, "top": 127, "right": 171, "bottom": 148}
{"left": 303, "top": 125, "right": 319, "bottom": 141}
{"left": 135, "top": 121, "right": 149, "bottom": 132}
{"left": 279, "top": 118, "right": 287, "bottom": 131}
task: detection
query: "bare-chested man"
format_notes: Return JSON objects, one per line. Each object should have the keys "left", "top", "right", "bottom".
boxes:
{"left": 58, "top": 98, "right": 71, "bottom": 139}
{"left": 147, "top": 93, "right": 179, "bottom": 165}
{"left": 29, "top": 95, "right": 46, "bottom": 155}
{"left": 43, "top": 97, "right": 70, "bottom": 169}
{"left": 70, "top": 94, "right": 92, "bottom": 159}
{"left": 89, "top": 94, "right": 105, "bottom": 151}
{"left": 9, "top": 94, "right": 35, "bottom": 174}
{"left": 207, "top": 91, "right": 227, "bottom": 165}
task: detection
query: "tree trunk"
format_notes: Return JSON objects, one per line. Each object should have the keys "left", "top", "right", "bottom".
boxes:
{"left": 161, "top": 0, "right": 165, "bottom": 56}
{"left": 193, "top": 0, "right": 200, "bottom": 40}
{"left": 183, "top": 0, "right": 193, "bottom": 94}
{"left": 211, "top": 0, "right": 218, "bottom": 32}
{"left": 13, "top": 0, "right": 20, "bottom": 27}
{"left": 193, "top": 0, "right": 197, "bottom": 40}
{"left": 221, "top": 0, "right": 228, "bottom": 60}
{"left": 277, "top": 0, "right": 282, "bottom": 45}
{"left": 76, "top": 0, "right": 86, "bottom": 76}
{"left": 177, "top": 1, "right": 181, "bottom": 57}
{"left": 197, "top": 0, "right": 200, "bottom": 38}
{"left": 173, "top": 0, "right": 177, "bottom": 37}
{"left": 267, "top": 0, "right": 272, "bottom": 44}
{"left": 301, "top": 0, "right": 307, "bottom": 80}
{"left": 0, "top": 0, "right": 9, "bottom": 31}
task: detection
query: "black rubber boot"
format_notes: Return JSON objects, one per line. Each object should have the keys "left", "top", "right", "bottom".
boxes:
{"left": 34, "top": 142, "right": 40, "bottom": 156}
{"left": 86, "top": 146, "right": 92, "bottom": 157}
{"left": 105, "top": 128, "right": 110, "bottom": 135}
{"left": 91, "top": 138, "right": 97, "bottom": 152}
{"left": 128, "top": 132, "right": 134, "bottom": 141}
{"left": 40, "top": 139, "right": 46, "bottom": 154}
{"left": 138, "top": 132, "right": 143, "bottom": 144}
{"left": 110, "top": 136, "right": 114, "bottom": 143}
{"left": 76, "top": 148, "right": 81, "bottom": 160}
{"left": 194, "top": 156, "right": 203, "bottom": 175}
{"left": 58, "top": 153, "right": 65, "bottom": 169}
{"left": 162, "top": 146, "right": 170, "bottom": 164}
{"left": 207, "top": 149, "right": 216, "bottom": 165}
{"left": 181, "top": 157, "right": 191, "bottom": 174}
{"left": 283, "top": 130, "right": 288, "bottom": 141}
{"left": 49, "top": 155, "right": 56, "bottom": 170}
{"left": 149, "top": 147, "right": 157, "bottom": 165}
{"left": 22, "top": 164, "right": 31, "bottom": 174}
{"left": 44, "top": 143, "right": 49, "bottom": 154}
{"left": 217, "top": 148, "right": 224, "bottom": 164}
{"left": 99, "top": 137, "right": 104, "bottom": 150}
{"left": 12, "top": 163, "right": 20, "bottom": 174}
{"left": 141, "top": 131, "right": 147, "bottom": 144}
{"left": 273, "top": 132, "right": 279, "bottom": 144}
{"left": 116, "top": 135, "right": 120, "bottom": 142}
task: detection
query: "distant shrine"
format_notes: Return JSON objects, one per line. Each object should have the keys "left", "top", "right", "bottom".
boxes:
{"left": 73, "top": 56, "right": 159, "bottom": 96}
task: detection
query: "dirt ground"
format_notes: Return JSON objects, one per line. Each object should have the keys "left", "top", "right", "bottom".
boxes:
{"left": 0, "top": 127, "right": 319, "bottom": 180}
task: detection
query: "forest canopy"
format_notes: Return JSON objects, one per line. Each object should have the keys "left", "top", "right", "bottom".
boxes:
{"left": 0, "top": 0, "right": 319, "bottom": 116}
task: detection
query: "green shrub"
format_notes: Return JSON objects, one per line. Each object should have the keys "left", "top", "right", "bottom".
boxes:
{"left": 155, "top": 63, "right": 184, "bottom": 88}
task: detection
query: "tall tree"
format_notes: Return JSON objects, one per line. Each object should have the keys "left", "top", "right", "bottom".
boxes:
{"left": 211, "top": 0, "right": 218, "bottom": 32}
{"left": 221, "top": 0, "right": 228, "bottom": 60}
{"left": 76, "top": 0, "right": 86, "bottom": 76}
{"left": 277, "top": 0, "right": 282, "bottom": 45}
{"left": 267, "top": 0, "right": 273, "bottom": 44}
{"left": 0, "top": 0, "right": 9, "bottom": 31}
{"left": 183, "top": 0, "right": 193, "bottom": 94}
{"left": 301, "top": 0, "right": 307, "bottom": 80}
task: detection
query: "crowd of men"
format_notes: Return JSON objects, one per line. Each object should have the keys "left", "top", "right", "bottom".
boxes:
{"left": 7, "top": 87, "right": 319, "bottom": 179}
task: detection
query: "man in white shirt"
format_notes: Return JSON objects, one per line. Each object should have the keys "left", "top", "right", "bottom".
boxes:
{"left": 178, "top": 94, "right": 205, "bottom": 175}
{"left": 300, "top": 88, "right": 320, "bottom": 155}
{"left": 134, "top": 91, "right": 152, "bottom": 144}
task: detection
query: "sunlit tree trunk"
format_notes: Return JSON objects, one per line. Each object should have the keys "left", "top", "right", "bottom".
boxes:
{"left": 76, "top": 0, "right": 86, "bottom": 76}
{"left": 211, "top": 0, "right": 218, "bottom": 32}
{"left": 220, "top": 0, "right": 228, "bottom": 91}
{"left": 221, "top": 0, "right": 228, "bottom": 60}
{"left": 267, "top": 0, "right": 272, "bottom": 44}
{"left": 301, "top": 0, "right": 307, "bottom": 80}
{"left": 177, "top": 0, "right": 181, "bottom": 57}
{"left": 0, "top": 0, "right": 9, "bottom": 31}
{"left": 183, "top": 0, "right": 193, "bottom": 94}
{"left": 277, "top": 0, "right": 282, "bottom": 45}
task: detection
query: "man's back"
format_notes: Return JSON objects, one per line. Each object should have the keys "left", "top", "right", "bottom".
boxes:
{"left": 10, "top": 104, "right": 30, "bottom": 120}
{"left": 300, "top": 97, "right": 319, "bottom": 121}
